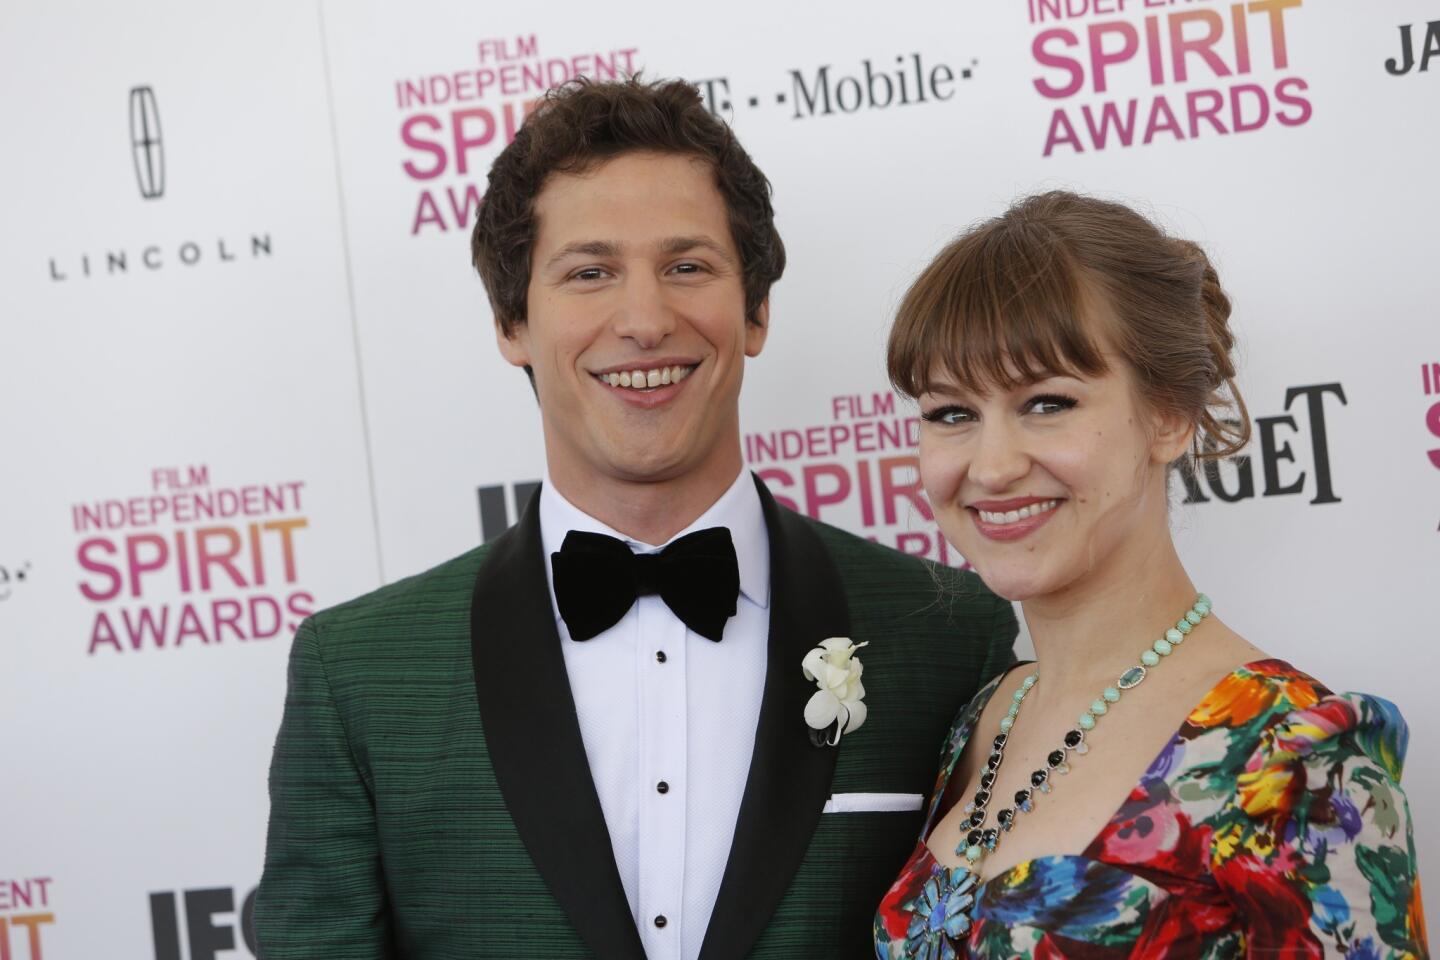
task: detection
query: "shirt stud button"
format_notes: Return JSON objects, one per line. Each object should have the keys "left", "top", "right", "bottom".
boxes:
{"left": 657, "top": 781, "right": 669, "bottom": 794}
{"left": 655, "top": 650, "right": 667, "bottom": 663}
{"left": 654, "top": 915, "right": 668, "bottom": 928}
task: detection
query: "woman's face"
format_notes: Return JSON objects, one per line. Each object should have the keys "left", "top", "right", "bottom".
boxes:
{"left": 917, "top": 348, "right": 1189, "bottom": 603}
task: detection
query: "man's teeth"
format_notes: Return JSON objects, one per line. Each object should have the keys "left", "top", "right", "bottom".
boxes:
{"left": 978, "top": 500, "right": 1060, "bottom": 525}
{"left": 602, "top": 365, "right": 694, "bottom": 390}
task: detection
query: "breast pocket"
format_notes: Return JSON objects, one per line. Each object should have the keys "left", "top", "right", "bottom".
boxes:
{"left": 822, "top": 792, "right": 925, "bottom": 814}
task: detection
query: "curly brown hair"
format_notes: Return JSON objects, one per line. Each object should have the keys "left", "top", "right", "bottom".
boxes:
{"left": 471, "top": 76, "right": 785, "bottom": 336}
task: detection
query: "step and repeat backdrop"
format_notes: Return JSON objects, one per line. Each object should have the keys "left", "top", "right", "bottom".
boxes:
{"left": 2, "top": 0, "right": 1437, "bottom": 955}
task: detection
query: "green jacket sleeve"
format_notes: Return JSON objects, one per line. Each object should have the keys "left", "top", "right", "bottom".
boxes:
{"left": 982, "top": 589, "right": 1020, "bottom": 681}
{"left": 254, "top": 616, "right": 395, "bottom": 958}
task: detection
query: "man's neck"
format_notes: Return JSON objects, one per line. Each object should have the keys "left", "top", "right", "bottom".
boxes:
{"left": 546, "top": 452, "right": 747, "bottom": 545}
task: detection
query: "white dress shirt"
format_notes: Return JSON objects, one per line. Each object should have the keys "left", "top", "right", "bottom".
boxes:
{"left": 540, "top": 469, "right": 771, "bottom": 960}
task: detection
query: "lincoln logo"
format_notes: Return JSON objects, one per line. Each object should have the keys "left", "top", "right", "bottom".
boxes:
{"left": 129, "top": 85, "right": 164, "bottom": 199}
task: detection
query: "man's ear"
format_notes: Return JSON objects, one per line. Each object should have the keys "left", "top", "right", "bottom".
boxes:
{"left": 495, "top": 318, "right": 531, "bottom": 369}
{"left": 1150, "top": 407, "right": 1196, "bottom": 465}
{"left": 744, "top": 298, "right": 769, "bottom": 358}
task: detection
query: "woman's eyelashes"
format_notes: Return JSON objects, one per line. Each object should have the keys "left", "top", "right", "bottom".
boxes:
{"left": 1023, "top": 393, "right": 1079, "bottom": 415}
{"left": 921, "top": 393, "right": 1078, "bottom": 424}
{"left": 920, "top": 404, "right": 976, "bottom": 425}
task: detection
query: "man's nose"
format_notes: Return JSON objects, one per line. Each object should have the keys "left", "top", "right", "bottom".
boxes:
{"left": 968, "top": 421, "right": 1031, "bottom": 492}
{"left": 611, "top": 273, "right": 677, "bottom": 349}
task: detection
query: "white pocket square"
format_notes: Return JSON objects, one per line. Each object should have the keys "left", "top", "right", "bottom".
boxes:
{"left": 821, "top": 792, "right": 924, "bottom": 814}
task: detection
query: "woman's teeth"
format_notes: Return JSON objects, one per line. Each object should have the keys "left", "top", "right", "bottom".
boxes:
{"left": 978, "top": 500, "right": 1060, "bottom": 525}
{"left": 601, "top": 365, "right": 694, "bottom": 390}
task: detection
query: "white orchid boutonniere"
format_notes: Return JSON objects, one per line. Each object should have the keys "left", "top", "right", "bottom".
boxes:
{"left": 802, "top": 637, "right": 868, "bottom": 747}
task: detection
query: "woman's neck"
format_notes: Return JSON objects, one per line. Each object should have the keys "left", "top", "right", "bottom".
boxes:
{"left": 1020, "top": 529, "right": 1197, "bottom": 702}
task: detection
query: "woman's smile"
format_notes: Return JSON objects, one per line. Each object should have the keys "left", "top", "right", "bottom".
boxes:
{"left": 967, "top": 497, "right": 1064, "bottom": 542}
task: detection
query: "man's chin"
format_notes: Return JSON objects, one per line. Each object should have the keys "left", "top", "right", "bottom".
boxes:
{"left": 595, "top": 447, "right": 698, "bottom": 485}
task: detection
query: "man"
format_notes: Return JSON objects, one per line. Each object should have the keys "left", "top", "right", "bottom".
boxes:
{"left": 255, "top": 77, "right": 1015, "bottom": 959}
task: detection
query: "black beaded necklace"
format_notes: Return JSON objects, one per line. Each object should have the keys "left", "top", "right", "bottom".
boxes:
{"left": 952, "top": 594, "right": 1212, "bottom": 872}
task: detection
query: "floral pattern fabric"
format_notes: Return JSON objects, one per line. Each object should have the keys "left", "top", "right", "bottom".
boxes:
{"left": 874, "top": 660, "right": 1428, "bottom": 959}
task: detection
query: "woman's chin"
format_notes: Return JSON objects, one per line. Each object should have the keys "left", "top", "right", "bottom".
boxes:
{"left": 969, "top": 564, "right": 1050, "bottom": 604}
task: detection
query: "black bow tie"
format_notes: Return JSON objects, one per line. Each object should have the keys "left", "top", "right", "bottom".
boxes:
{"left": 551, "top": 527, "right": 740, "bottom": 642}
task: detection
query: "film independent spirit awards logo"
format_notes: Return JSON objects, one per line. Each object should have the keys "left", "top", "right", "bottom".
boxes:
{"left": 46, "top": 86, "right": 273, "bottom": 281}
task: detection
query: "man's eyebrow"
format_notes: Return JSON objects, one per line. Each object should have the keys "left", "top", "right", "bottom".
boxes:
{"left": 542, "top": 236, "right": 736, "bottom": 272}
{"left": 543, "top": 240, "right": 621, "bottom": 271}
{"left": 659, "top": 235, "right": 735, "bottom": 265}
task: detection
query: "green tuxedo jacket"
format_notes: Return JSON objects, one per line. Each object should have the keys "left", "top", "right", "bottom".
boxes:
{"left": 254, "top": 479, "right": 1016, "bottom": 959}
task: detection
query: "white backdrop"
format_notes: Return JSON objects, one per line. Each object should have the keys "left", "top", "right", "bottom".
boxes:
{"left": 2, "top": 1, "right": 1437, "bottom": 956}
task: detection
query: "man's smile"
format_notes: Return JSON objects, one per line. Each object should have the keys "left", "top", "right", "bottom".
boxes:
{"left": 592, "top": 361, "right": 699, "bottom": 392}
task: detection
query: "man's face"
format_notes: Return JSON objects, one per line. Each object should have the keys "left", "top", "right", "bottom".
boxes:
{"left": 498, "top": 150, "right": 768, "bottom": 492}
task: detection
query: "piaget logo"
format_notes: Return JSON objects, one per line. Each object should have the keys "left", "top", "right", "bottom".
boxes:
{"left": 1171, "top": 382, "right": 1346, "bottom": 506}
{"left": 398, "top": 35, "right": 641, "bottom": 235}
{"left": 1, "top": 877, "right": 55, "bottom": 960}
{"left": 72, "top": 465, "right": 314, "bottom": 655}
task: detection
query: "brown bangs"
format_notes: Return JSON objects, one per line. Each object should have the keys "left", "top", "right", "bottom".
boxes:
{"left": 887, "top": 219, "right": 1110, "bottom": 398}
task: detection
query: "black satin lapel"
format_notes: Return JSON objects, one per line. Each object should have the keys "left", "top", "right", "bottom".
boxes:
{"left": 470, "top": 489, "right": 646, "bottom": 960}
{"left": 698, "top": 476, "right": 850, "bottom": 960}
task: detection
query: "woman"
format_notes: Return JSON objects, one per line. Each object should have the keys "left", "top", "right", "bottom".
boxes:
{"left": 873, "top": 192, "right": 1427, "bottom": 959}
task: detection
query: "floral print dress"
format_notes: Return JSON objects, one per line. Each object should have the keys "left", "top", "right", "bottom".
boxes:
{"left": 874, "top": 660, "right": 1428, "bottom": 959}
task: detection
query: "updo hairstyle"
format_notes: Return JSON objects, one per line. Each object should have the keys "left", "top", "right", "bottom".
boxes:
{"left": 886, "top": 191, "right": 1249, "bottom": 461}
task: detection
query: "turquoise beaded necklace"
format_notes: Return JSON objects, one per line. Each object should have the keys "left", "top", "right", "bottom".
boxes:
{"left": 953, "top": 593, "right": 1213, "bottom": 869}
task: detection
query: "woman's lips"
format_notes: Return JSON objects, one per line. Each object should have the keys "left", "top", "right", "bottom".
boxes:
{"left": 968, "top": 498, "right": 1062, "bottom": 542}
